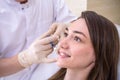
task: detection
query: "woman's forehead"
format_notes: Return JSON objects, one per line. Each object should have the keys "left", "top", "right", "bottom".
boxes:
{"left": 69, "top": 18, "right": 87, "bottom": 31}
{"left": 70, "top": 18, "right": 86, "bottom": 27}
{"left": 68, "top": 18, "right": 90, "bottom": 38}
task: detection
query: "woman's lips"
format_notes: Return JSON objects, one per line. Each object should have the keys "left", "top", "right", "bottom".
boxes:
{"left": 58, "top": 50, "right": 71, "bottom": 58}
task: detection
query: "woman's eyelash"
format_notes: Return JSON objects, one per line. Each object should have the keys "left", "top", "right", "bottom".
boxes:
{"left": 74, "top": 36, "right": 81, "bottom": 42}
{"left": 63, "top": 32, "right": 82, "bottom": 42}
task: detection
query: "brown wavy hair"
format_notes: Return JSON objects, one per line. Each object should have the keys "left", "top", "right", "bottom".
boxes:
{"left": 48, "top": 11, "right": 119, "bottom": 80}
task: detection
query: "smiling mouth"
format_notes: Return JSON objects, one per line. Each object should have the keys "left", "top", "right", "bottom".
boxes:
{"left": 58, "top": 51, "right": 71, "bottom": 58}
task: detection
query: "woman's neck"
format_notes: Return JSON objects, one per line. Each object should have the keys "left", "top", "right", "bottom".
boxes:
{"left": 64, "top": 64, "right": 94, "bottom": 80}
{"left": 64, "top": 62, "right": 95, "bottom": 80}
{"left": 64, "top": 69, "right": 89, "bottom": 80}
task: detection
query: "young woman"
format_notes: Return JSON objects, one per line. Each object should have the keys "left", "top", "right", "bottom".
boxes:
{"left": 49, "top": 11, "right": 119, "bottom": 80}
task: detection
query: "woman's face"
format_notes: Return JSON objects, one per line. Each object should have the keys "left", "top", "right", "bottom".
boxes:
{"left": 57, "top": 18, "right": 95, "bottom": 69}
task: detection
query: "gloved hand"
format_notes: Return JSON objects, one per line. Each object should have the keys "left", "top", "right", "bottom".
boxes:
{"left": 18, "top": 23, "right": 68, "bottom": 68}
{"left": 18, "top": 29, "right": 59, "bottom": 67}
{"left": 48, "top": 23, "right": 68, "bottom": 38}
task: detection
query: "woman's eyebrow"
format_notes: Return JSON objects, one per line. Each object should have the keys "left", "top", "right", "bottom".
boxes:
{"left": 66, "top": 27, "right": 87, "bottom": 38}
{"left": 73, "top": 30, "right": 87, "bottom": 38}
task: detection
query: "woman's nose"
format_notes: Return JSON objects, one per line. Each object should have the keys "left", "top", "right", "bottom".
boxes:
{"left": 59, "top": 38, "right": 69, "bottom": 49}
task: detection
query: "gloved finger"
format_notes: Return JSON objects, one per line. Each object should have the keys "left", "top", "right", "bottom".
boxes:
{"left": 50, "top": 40, "right": 58, "bottom": 47}
{"left": 46, "top": 34, "right": 59, "bottom": 48}
{"left": 37, "top": 48, "right": 53, "bottom": 56}
{"left": 40, "top": 23, "right": 59, "bottom": 39}
{"left": 40, "top": 35, "right": 59, "bottom": 45}
{"left": 33, "top": 35, "right": 58, "bottom": 46}
{"left": 44, "top": 48, "right": 53, "bottom": 55}
{"left": 53, "top": 23, "right": 68, "bottom": 36}
{"left": 35, "top": 43, "right": 52, "bottom": 51}
{"left": 42, "top": 58, "right": 57, "bottom": 63}
{"left": 33, "top": 39, "right": 58, "bottom": 51}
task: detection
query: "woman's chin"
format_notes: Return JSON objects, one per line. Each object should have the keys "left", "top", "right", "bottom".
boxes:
{"left": 56, "top": 61, "right": 65, "bottom": 68}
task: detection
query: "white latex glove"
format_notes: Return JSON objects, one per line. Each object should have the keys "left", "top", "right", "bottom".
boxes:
{"left": 48, "top": 23, "right": 68, "bottom": 38}
{"left": 18, "top": 29, "right": 59, "bottom": 67}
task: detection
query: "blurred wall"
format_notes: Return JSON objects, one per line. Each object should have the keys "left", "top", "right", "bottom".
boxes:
{"left": 65, "top": 0, "right": 87, "bottom": 16}
{"left": 65, "top": 0, "right": 120, "bottom": 25}
{"left": 87, "top": 0, "right": 120, "bottom": 25}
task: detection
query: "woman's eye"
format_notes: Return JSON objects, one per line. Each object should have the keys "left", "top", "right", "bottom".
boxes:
{"left": 64, "top": 32, "right": 68, "bottom": 37}
{"left": 74, "top": 36, "right": 81, "bottom": 42}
